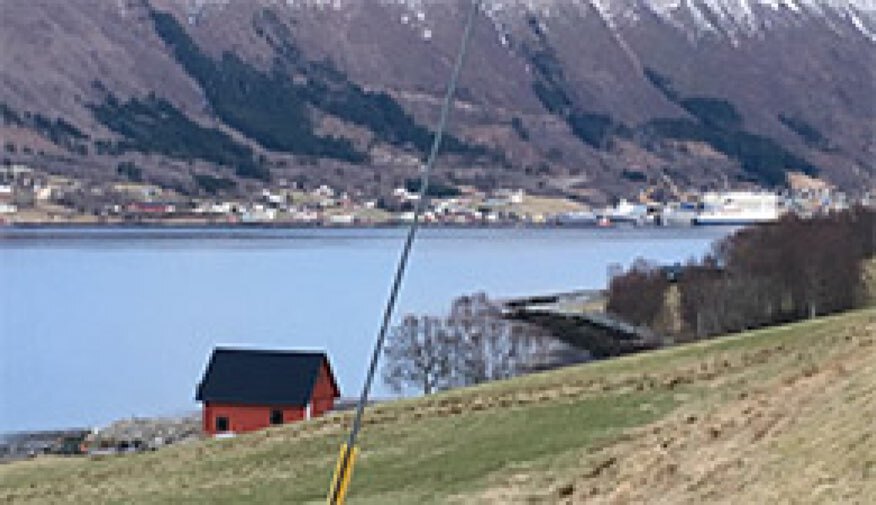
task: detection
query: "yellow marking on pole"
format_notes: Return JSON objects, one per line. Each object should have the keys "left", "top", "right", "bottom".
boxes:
{"left": 327, "top": 444, "right": 359, "bottom": 505}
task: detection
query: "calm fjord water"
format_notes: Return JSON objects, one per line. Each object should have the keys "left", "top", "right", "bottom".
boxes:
{"left": 0, "top": 227, "right": 730, "bottom": 432}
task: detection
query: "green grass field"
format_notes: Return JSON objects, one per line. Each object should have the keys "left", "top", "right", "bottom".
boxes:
{"left": 2, "top": 308, "right": 875, "bottom": 504}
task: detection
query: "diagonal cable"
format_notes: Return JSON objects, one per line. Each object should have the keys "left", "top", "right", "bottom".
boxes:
{"left": 328, "top": 1, "right": 481, "bottom": 502}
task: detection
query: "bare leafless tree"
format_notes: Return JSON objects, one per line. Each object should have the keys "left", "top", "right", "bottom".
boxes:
{"left": 382, "top": 315, "right": 455, "bottom": 395}
{"left": 608, "top": 208, "right": 874, "bottom": 341}
{"left": 445, "top": 292, "right": 556, "bottom": 384}
{"left": 606, "top": 258, "right": 671, "bottom": 328}
{"left": 679, "top": 209, "right": 872, "bottom": 339}
{"left": 383, "top": 293, "right": 559, "bottom": 394}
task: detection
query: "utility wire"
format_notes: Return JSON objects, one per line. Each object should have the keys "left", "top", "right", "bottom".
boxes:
{"left": 328, "top": 1, "right": 481, "bottom": 502}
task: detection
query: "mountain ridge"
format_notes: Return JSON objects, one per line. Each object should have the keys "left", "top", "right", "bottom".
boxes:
{"left": 1, "top": 0, "right": 873, "bottom": 199}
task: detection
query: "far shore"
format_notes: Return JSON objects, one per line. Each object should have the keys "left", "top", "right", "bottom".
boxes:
{"left": 0, "top": 221, "right": 734, "bottom": 234}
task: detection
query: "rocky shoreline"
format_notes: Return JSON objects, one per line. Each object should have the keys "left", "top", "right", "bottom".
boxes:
{"left": 1, "top": 413, "right": 202, "bottom": 463}
{"left": 0, "top": 399, "right": 374, "bottom": 463}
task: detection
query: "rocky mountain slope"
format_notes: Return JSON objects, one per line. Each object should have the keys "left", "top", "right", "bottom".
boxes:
{"left": 1, "top": 0, "right": 873, "bottom": 200}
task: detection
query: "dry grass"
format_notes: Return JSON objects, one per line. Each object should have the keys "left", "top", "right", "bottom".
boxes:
{"left": 470, "top": 311, "right": 876, "bottom": 503}
{"left": 2, "top": 309, "right": 874, "bottom": 504}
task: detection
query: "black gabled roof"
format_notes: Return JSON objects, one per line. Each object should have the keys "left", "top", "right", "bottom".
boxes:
{"left": 196, "top": 348, "right": 339, "bottom": 406}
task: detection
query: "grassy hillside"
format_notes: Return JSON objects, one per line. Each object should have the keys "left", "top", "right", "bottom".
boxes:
{"left": 2, "top": 309, "right": 875, "bottom": 504}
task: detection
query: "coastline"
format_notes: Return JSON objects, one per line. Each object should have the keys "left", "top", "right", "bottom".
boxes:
{"left": 2, "top": 225, "right": 728, "bottom": 432}
{"left": 0, "top": 220, "right": 738, "bottom": 233}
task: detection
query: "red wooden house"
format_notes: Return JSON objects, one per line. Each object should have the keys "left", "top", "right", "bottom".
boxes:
{"left": 196, "top": 348, "right": 340, "bottom": 436}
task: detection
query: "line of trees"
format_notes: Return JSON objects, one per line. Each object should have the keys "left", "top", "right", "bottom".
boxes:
{"left": 150, "top": 7, "right": 488, "bottom": 164}
{"left": 382, "top": 293, "right": 577, "bottom": 395}
{"left": 608, "top": 207, "right": 875, "bottom": 341}
{"left": 91, "top": 94, "right": 268, "bottom": 180}
{"left": 642, "top": 67, "right": 819, "bottom": 186}
{"left": 149, "top": 8, "right": 363, "bottom": 164}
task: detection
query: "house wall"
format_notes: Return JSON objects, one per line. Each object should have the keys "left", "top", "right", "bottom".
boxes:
{"left": 311, "top": 361, "right": 338, "bottom": 417}
{"left": 202, "top": 403, "right": 305, "bottom": 436}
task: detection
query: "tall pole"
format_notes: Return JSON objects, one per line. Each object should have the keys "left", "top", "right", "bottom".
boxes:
{"left": 327, "top": 2, "right": 481, "bottom": 503}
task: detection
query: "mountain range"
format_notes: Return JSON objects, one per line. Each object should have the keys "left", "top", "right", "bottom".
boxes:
{"left": 1, "top": 0, "right": 873, "bottom": 201}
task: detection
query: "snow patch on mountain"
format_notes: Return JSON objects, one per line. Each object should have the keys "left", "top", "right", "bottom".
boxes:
{"left": 155, "top": 0, "right": 876, "bottom": 42}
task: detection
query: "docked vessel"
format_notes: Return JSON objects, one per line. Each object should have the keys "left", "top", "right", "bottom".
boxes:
{"left": 694, "top": 191, "right": 781, "bottom": 225}
{"left": 659, "top": 202, "right": 698, "bottom": 226}
{"left": 604, "top": 199, "right": 650, "bottom": 225}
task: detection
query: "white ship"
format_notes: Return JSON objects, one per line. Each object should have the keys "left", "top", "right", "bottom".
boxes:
{"left": 694, "top": 191, "right": 781, "bottom": 225}
{"left": 659, "top": 202, "right": 698, "bottom": 226}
